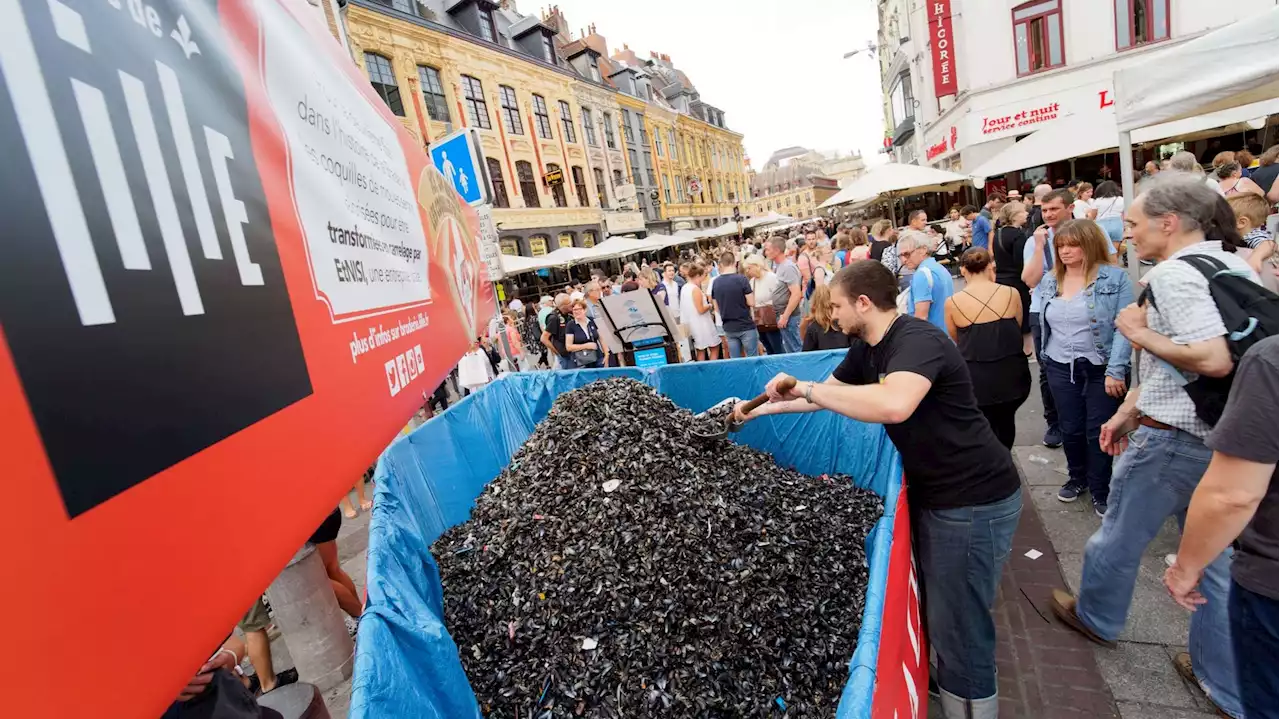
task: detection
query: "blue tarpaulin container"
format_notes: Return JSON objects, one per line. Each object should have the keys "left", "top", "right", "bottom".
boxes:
{"left": 350, "top": 351, "right": 906, "bottom": 718}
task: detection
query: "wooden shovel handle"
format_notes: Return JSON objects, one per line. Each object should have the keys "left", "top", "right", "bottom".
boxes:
{"left": 738, "top": 376, "right": 798, "bottom": 416}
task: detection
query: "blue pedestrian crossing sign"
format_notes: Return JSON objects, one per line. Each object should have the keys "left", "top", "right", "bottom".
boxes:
{"left": 429, "top": 128, "right": 490, "bottom": 207}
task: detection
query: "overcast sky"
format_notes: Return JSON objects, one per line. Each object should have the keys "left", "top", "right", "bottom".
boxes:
{"left": 538, "top": 0, "right": 884, "bottom": 167}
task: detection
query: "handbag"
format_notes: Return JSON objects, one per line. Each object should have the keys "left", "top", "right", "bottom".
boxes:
{"left": 751, "top": 278, "right": 779, "bottom": 330}
{"left": 571, "top": 321, "right": 601, "bottom": 366}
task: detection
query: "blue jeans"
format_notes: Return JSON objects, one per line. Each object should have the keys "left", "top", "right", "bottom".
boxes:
{"left": 1043, "top": 359, "right": 1121, "bottom": 502}
{"left": 780, "top": 315, "right": 802, "bottom": 354}
{"left": 1231, "top": 581, "right": 1278, "bottom": 719}
{"left": 725, "top": 327, "right": 760, "bottom": 358}
{"left": 557, "top": 355, "right": 576, "bottom": 370}
{"left": 915, "top": 488, "right": 1022, "bottom": 701}
{"left": 1076, "top": 426, "right": 1242, "bottom": 718}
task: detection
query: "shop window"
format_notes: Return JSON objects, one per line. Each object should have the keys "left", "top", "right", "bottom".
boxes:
{"left": 1116, "top": 0, "right": 1169, "bottom": 50}
{"left": 547, "top": 163, "right": 567, "bottom": 207}
{"left": 593, "top": 167, "right": 609, "bottom": 208}
{"left": 487, "top": 157, "right": 509, "bottom": 209}
{"left": 558, "top": 232, "right": 574, "bottom": 249}
{"left": 559, "top": 100, "right": 576, "bottom": 143}
{"left": 1013, "top": 0, "right": 1065, "bottom": 76}
{"left": 416, "top": 66, "right": 449, "bottom": 122}
{"left": 582, "top": 108, "right": 597, "bottom": 145}
{"left": 499, "top": 85, "right": 523, "bottom": 135}
{"left": 461, "top": 75, "right": 491, "bottom": 129}
{"left": 529, "top": 235, "right": 549, "bottom": 256}
{"left": 364, "top": 53, "right": 403, "bottom": 116}
{"left": 499, "top": 237, "right": 520, "bottom": 256}
{"left": 572, "top": 166, "right": 589, "bottom": 207}
{"left": 582, "top": 231, "right": 596, "bottom": 248}
{"left": 533, "top": 94, "right": 553, "bottom": 139}
{"left": 516, "top": 161, "right": 539, "bottom": 208}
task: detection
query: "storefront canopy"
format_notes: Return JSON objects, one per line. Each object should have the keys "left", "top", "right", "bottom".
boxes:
{"left": 1114, "top": 7, "right": 1279, "bottom": 133}
{"left": 818, "top": 163, "right": 970, "bottom": 209}
{"left": 967, "top": 99, "right": 1278, "bottom": 183}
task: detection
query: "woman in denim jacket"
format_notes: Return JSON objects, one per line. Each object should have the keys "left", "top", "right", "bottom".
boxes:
{"left": 1038, "top": 220, "right": 1134, "bottom": 517}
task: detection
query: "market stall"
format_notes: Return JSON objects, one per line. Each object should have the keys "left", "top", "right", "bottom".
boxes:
{"left": 350, "top": 353, "right": 924, "bottom": 718}
{"left": 818, "top": 163, "right": 971, "bottom": 224}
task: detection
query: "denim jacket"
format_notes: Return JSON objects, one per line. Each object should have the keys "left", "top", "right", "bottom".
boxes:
{"left": 1037, "top": 264, "right": 1134, "bottom": 380}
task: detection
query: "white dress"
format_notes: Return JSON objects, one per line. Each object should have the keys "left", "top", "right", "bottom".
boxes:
{"left": 680, "top": 283, "right": 720, "bottom": 351}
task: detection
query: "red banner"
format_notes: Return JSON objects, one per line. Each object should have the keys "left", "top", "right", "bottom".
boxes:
{"left": 871, "top": 489, "right": 929, "bottom": 718}
{"left": 0, "top": 0, "right": 493, "bottom": 714}
{"left": 930, "top": 0, "right": 958, "bottom": 98}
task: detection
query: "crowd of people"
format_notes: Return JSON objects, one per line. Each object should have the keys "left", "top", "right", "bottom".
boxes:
{"left": 720, "top": 170, "right": 1278, "bottom": 719}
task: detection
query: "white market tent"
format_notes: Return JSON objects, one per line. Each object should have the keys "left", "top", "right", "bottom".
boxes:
{"left": 743, "top": 212, "right": 794, "bottom": 229}
{"left": 499, "top": 234, "right": 690, "bottom": 275}
{"left": 1113, "top": 6, "right": 1279, "bottom": 240}
{"left": 590, "top": 235, "right": 668, "bottom": 257}
{"left": 967, "top": 100, "right": 1277, "bottom": 182}
{"left": 699, "top": 220, "right": 741, "bottom": 238}
{"left": 818, "top": 163, "right": 971, "bottom": 222}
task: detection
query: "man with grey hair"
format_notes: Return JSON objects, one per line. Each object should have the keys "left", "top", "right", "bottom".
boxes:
{"left": 897, "top": 229, "right": 954, "bottom": 332}
{"left": 541, "top": 293, "right": 574, "bottom": 370}
{"left": 1027, "top": 183, "right": 1053, "bottom": 231}
{"left": 1050, "top": 176, "right": 1253, "bottom": 718}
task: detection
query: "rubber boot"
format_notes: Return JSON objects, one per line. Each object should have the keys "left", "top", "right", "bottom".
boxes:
{"left": 939, "top": 687, "right": 999, "bottom": 719}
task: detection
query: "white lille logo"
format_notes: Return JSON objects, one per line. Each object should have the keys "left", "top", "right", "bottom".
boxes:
{"left": 385, "top": 344, "right": 425, "bottom": 397}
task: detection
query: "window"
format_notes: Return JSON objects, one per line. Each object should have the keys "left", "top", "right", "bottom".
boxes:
{"left": 627, "top": 149, "right": 639, "bottom": 181}
{"left": 603, "top": 112, "right": 616, "bottom": 148}
{"left": 461, "top": 75, "right": 490, "bottom": 129}
{"left": 889, "top": 72, "right": 914, "bottom": 127}
{"left": 637, "top": 114, "right": 648, "bottom": 144}
{"left": 364, "top": 53, "right": 404, "bottom": 116}
{"left": 529, "top": 235, "right": 549, "bottom": 256}
{"left": 1013, "top": 0, "right": 1064, "bottom": 76}
{"left": 499, "top": 237, "right": 520, "bottom": 256}
{"left": 477, "top": 5, "right": 496, "bottom": 42}
{"left": 541, "top": 34, "right": 557, "bottom": 64}
{"left": 621, "top": 109, "right": 635, "bottom": 142}
{"left": 486, "top": 157, "right": 509, "bottom": 209}
{"left": 557, "top": 232, "right": 574, "bottom": 249}
{"left": 655, "top": 130, "right": 664, "bottom": 157}
{"left": 516, "top": 160, "right": 539, "bottom": 208}
{"left": 547, "top": 163, "right": 567, "bottom": 207}
{"left": 499, "top": 85, "right": 523, "bottom": 135}
{"left": 593, "top": 167, "right": 608, "bottom": 208}
{"left": 1116, "top": 0, "right": 1169, "bottom": 49}
{"left": 662, "top": 175, "right": 672, "bottom": 205}
{"left": 582, "top": 231, "right": 596, "bottom": 248}
{"left": 669, "top": 130, "right": 678, "bottom": 160}
{"left": 532, "top": 95, "right": 553, "bottom": 139}
{"left": 559, "top": 101, "right": 576, "bottom": 143}
{"left": 612, "top": 169, "right": 624, "bottom": 188}
{"left": 582, "top": 108, "right": 597, "bottom": 145}
{"left": 416, "top": 66, "right": 449, "bottom": 122}
{"left": 572, "top": 166, "right": 589, "bottom": 207}
{"left": 644, "top": 150, "right": 655, "bottom": 186}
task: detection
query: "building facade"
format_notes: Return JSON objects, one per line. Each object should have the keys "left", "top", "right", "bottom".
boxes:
{"left": 877, "top": 0, "right": 1274, "bottom": 175}
{"left": 342, "top": 0, "right": 748, "bottom": 254}
{"left": 749, "top": 147, "right": 842, "bottom": 220}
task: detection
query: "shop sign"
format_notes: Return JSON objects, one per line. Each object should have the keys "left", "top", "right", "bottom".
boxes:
{"left": 605, "top": 210, "right": 646, "bottom": 235}
{"left": 544, "top": 166, "right": 565, "bottom": 186}
{"left": 0, "top": 0, "right": 495, "bottom": 714}
{"left": 929, "top": 0, "right": 958, "bottom": 98}
{"left": 967, "top": 82, "right": 1115, "bottom": 144}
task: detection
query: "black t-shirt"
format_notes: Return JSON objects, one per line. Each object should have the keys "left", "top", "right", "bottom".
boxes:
{"left": 1250, "top": 163, "right": 1279, "bottom": 196}
{"left": 1207, "top": 336, "right": 1278, "bottom": 600}
{"left": 711, "top": 273, "right": 755, "bottom": 332}
{"left": 831, "top": 315, "right": 1021, "bottom": 510}
{"left": 544, "top": 310, "right": 571, "bottom": 355}
{"left": 804, "top": 322, "right": 853, "bottom": 351}
{"left": 869, "top": 240, "right": 892, "bottom": 263}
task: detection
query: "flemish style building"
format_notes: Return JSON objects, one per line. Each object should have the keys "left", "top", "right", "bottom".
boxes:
{"left": 339, "top": 0, "right": 749, "bottom": 254}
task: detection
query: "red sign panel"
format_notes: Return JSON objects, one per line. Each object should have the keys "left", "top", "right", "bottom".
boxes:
{"left": 0, "top": 0, "right": 494, "bottom": 714}
{"left": 871, "top": 489, "right": 929, "bottom": 718}
{"left": 930, "top": 0, "right": 958, "bottom": 97}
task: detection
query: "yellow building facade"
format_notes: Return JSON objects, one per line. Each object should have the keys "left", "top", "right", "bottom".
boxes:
{"left": 346, "top": 5, "right": 618, "bottom": 257}
{"left": 343, "top": 1, "right": 750, "bottom": 250}
{"left": 751, "top": 184, "right": 839, "bottom": 220}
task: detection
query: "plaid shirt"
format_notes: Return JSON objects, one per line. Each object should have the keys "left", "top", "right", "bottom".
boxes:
{"left": 1137, "top": 241, "right": 1260, "bottom": 438}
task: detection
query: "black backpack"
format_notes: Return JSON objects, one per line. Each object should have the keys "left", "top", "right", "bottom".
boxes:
{"left": 1140, "top": 254, "right": 1278, "bottom": 425}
